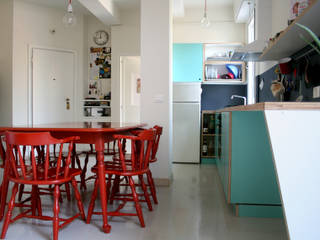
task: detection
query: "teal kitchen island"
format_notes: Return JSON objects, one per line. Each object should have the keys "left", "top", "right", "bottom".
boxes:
{"left": 215, "top": 102, "right": 320, "bottom": 218}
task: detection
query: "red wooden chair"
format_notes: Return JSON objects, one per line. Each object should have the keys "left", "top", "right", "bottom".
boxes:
{"left": 17, "top": 144, "right": 74, "bottom": 203}
{"left": 86, "top": 129, "right": 156, "bottom": 228}
{"left": 1, "top": 132, "right": 86, "bottom": 240}
{"left": 79, "top": 140, "right": 119, "bottom": 190}
{"left": 110, "top": 125, "right": 163, "bottom": 205}
{"left": 0, "top": 133, "right": 5, "bottom": 193}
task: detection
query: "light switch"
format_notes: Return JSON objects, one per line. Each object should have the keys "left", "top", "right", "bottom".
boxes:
{"left": 153, "top": 94, "right": 164, "bottom": 103}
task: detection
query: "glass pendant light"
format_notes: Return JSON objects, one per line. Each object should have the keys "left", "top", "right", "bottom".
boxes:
{"left": 201, "top": 0, "right": 210, "bottom": 27}
{"left": 63, "top": 0, "right": 77, "bottom": 27}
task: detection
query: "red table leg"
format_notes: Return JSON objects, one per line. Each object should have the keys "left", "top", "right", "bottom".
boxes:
{"left": 95, "top": 135, "right": 111, "bottom": 233}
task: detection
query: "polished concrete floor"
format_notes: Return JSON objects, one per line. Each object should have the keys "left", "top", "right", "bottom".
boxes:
{"left": 0, "top": 164, "right": 288, "bottom": 240}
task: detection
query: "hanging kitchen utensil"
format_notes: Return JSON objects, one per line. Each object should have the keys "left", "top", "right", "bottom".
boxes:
{"left": 296, "top": 71, "right": 304, "bottom": 102}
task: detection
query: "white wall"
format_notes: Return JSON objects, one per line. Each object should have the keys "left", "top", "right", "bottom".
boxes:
{"left": 12, "top": 0, "right": 85, "bottom": 125}
{"left": 272, "top": 0, "right": 290, "bottom": 37}
{"left": 141, "top": 0, "right": 172, "bottom": 183}
{"left": 0, "top": 0, "right": 13, "bottom": 125}
{"left": 257, "top": 0, "right": 290, "bottom": 75}
{"left": 111, "top": 8, "right": 140, "bottom": 122}
{"left": 173, "top": 7, "right": 245, "bottom": 43}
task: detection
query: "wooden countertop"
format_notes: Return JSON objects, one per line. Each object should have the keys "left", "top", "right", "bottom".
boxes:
{"left": 217, "top": 102, "right": 320, "bottom": 112}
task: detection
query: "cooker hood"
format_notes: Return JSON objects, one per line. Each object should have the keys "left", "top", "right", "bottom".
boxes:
{"left": 231, "top": 40, "right": 266, "bottom": 62}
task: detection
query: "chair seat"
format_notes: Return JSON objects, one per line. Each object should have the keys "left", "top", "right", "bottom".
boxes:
{"left": 91, "top": 161, "right": 148, "bottom": 176}
{"left": 9, "top": 167, "right": 81, "bottom": 185}
{"left": 113, "top": 154, "right": 157, "bottom": 163}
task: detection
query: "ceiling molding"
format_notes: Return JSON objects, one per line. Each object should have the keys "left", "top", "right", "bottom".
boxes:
{"left": 78, "top": 0, "right": 120, "bottom": 25}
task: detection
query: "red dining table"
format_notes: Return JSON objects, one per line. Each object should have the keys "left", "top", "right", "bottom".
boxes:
{"left": 0, "top": 121, "right": 146, "bottom": 233}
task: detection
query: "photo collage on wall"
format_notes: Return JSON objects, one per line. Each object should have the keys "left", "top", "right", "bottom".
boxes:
{"left": 89, "top": 47, "right": 111, "bottom": 79}
{"left": 88, "top": 47, "right": 111, "bottom": 98}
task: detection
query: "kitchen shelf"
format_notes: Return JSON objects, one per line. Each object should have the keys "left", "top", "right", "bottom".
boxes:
{"left": 201, "top": 111, "right": 221, "bottom": 162}
{"left": 204, "top": 78, "right": 243, "bottom": 82}
{"left": 203, "top": 60, "right": 246, "bottom": 84}
{"left": 260, "top": 0, "right": 320, "bottom": 61}
{"left": 202, "top": 82, "right": 247, "bottom": 86}
{"left": 201, "top": 155, "right": 216, "bottom": 158}
{"left": 82, "top": 99, "right": 111, "bottom": 102}
{"left": 83, "top": 106, "right": 111, "bottom": 108}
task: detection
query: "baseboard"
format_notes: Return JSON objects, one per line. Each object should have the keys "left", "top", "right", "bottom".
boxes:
{"left": 154, "top": 178, "right": 171, "bottom": 187}
{"left": 234, "top": 204, "right": 283, "bottom": 218}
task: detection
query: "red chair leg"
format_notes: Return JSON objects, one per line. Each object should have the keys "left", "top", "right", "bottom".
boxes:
{"left": 106, "top": 174, "right": 113, "bottom": 199}
{"left": 31, "top": 185, "right": 37, "bottom": 216}
{"left": 75, "top": 154, "right": 82, "bottom": 170}
{"left": 139, "top": 175, "right": 153, "bottom": 211}
{"left": 53, "top": 185, "right": 60, "bottom": 240}
{"left": 146, "top": 170, "right": 158, "bottom": 204}
{"left": 0, "top": 163, "right": 10, "bottom": 221}
{"left": 18, "top": 184, "right": 24, "bottom": 202}
{"left": 86, "top": 179, "right": 99, "bottom": 224}
{"left": 1, "top": 183, "right": 19, "bottom": 239}
{"left": 128, "top": 177, "right": 145, "bottom": 227}
{"left": 36, "top": 186, "right": 42, "bottom": 216}
{"left": 80, "top": 153, "right": 90, "bottom": 191}
{"left": 71, "top": 178, "right": 85, "bottom": 221}
{"left": 109, "top": 175, "right": 120, "bottom": 204}
{"left": 65, "top": 183, "right": 71, "bottom": 201}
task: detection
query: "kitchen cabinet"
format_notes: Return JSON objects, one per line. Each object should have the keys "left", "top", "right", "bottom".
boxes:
{"left": 173, "top": 43, "right": 203, "bottom": 82}
{"left": 203, "top": 61, "right": 246, "bottom": 84}
{"left": 202, "top": 44, "right": 246, "bottom": 84}
{"left": 217, "top": 110, "right": 282, "bottom": 217}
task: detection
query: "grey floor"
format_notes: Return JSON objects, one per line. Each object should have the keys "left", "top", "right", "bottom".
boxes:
{"left": 0, "top": 164, "right": 288, "bottom": 240}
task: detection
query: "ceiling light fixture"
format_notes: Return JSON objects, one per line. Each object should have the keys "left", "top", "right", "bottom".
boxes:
{"left": 63, "top": 0, "right": 77, "bottom": 27}
{"left": 201, "top": 0, "right": 210, "bottom": 27}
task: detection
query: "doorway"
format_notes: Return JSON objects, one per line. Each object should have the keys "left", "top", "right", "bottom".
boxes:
{"left": 30, "top": 47, "right": 76, "bottom": 124}
{"left": 120, "top": 56, "right": 141, "bottom": 123}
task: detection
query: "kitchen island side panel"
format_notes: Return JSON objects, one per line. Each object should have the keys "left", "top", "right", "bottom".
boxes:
{"left": 216, "top": 112, "right": 231, "bottom": 202}
{"left": 230, "top": 111, "right": 281, "bottom": 204}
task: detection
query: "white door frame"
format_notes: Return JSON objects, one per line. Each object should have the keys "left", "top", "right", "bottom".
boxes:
{"left": 119, "top": 56, "right": 141, "bottom": 123}
{"left": 28, "top": 45, "right": 77, "bottom": 125}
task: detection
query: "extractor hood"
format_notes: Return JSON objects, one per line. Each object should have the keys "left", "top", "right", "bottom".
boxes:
{"left": 231, "top": 40, "right": 266, "bottom": 62}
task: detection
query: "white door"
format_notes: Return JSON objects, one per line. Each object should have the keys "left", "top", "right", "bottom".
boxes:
{"left": 32, "top": 48, "right": 75, "bottom": 124}
{"left": 173, "top": 103, "right": 201, "bottom": 163}
{"left": 120, "top": 56, "right": 141, "bottom": 123}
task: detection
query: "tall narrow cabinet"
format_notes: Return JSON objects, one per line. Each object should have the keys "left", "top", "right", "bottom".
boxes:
{"left": 201, "top": 111, "right": 221, "bottom": 163}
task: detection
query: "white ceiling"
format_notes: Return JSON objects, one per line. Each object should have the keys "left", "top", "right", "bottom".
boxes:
{"left": 184, "top": 0, "right": 233, "bottom": 8}
{"left": 114, "top": 0, "right": 234, "bottom": 9}
{"left": 113, "top": 0, "right": 140, "bottom": 10}
{"left": 20, "top": 0, "right": 234, "bottom": 19}
{"left": 22, "top": 0, "right": 92, "bottom": 14}
{"left": 21, "top": 0, "right": 233, "bottom": 12}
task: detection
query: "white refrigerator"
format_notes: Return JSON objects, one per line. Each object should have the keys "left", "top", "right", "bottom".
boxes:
{"left": 173, "top": 82, "right": 201, "bottom": 163}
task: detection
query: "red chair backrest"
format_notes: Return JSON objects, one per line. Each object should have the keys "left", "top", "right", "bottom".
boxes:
{"left": 151, "top": 125, "right": 162, "bottom": 160}
{"left": 5, "top": 131, "right": 78, "bottom": 183}
{"left": 114, "top": 129, "right": 156, "bottom": 172}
